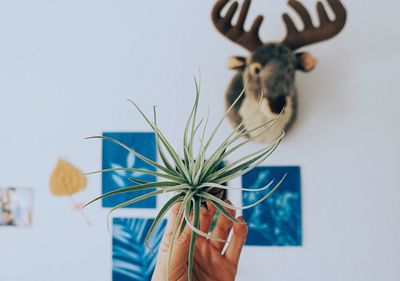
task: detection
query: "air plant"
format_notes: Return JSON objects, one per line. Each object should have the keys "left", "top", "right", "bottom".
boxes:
{"left": 84, "top": 80, "right": 285, "bottom": 281}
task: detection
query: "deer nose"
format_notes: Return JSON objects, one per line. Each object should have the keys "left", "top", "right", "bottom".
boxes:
{"left": 267, "top": 95, "right": 286, "bottom": 114}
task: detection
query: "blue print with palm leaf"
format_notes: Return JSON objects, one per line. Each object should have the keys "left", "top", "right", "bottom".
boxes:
{"left": 102, "top": 132, "right": 157, "bottom": 208}
{"left": 243, "top": 166, "right": 302, "bottom": 246}
{"left": 113, "top": 218, "right": 166, "bottom": 281}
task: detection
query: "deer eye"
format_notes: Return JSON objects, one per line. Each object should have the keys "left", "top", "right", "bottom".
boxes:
{"left": 249, "top": 63, "right": 262, "bottom": 76}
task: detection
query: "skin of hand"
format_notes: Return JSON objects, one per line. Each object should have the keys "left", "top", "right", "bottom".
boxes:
{"left": 152, "top": 200, "right": 248, "bottom": 281}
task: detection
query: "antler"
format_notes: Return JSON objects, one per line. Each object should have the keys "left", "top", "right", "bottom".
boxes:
{"left": 282, "top": 0, "right": 347, "bottom": 50}
{"left": 212, "top": 0, "right": 264, "bottom": 51}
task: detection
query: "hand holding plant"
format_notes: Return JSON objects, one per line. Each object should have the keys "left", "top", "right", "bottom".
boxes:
{"left": 152, "top": 200, "right": 248, "bottom": 281}
{"left": 85, "top": 80, "right": 285, "bottom": 281}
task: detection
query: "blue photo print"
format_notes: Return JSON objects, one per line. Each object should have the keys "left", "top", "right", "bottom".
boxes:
{"left": 113, "top": 217, "right": 166, "bottom": 281}
{"left": 242, "top": 166, "right": 302, "bottom": 246}
{"left": 102, "top": 132, "right": 157, "bottom": 208}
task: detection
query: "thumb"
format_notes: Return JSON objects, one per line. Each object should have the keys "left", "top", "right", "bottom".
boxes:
{"left": 159, "top": 203, "right": 192, "bottom": 264}
{"left": 170, "top": 221, "right": 192, "bottom": 269}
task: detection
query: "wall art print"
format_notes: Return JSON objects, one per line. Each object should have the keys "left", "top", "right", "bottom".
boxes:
{"left": 113, "top": 217, "right": 166, "bottom": 281}
{"left": 49, "top": 159, "right": 91, "bottom": 225}
{"left": 0, "top": 187, "right": 33, "bottom": 227}
{"left": 102, "top": 132, "right": 157, "bottom": 208}
{"left": 242, "top": 166, "right": 302, "bottom": 246}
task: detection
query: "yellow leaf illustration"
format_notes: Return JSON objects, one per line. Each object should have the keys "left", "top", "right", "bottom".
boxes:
{"left": 50, "top": 159, "right": 86, "bottom": 196}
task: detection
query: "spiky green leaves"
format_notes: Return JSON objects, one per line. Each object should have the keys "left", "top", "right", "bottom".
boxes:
{"left": 84, "top": 80, "right": 284, "bottom": 281}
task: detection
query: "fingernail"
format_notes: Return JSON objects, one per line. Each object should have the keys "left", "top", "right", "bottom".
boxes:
{"left": 225, "top": 199, "right": 232, "bottom": 205}
{"left": 237, "top": 216, "right": 245, "bottom": 223}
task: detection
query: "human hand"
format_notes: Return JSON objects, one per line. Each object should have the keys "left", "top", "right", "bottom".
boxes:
{"left": 152, "top": 200, "right": 248, "bottom": 281}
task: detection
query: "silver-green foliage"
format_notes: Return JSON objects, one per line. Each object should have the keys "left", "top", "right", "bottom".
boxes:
{"left": 84, "top": 80, "right": 285, "bottom": 281}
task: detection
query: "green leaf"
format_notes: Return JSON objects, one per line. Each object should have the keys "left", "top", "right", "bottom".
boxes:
{"left": 183, "top": 197, "right": 226, "bottom": 242}
{"left": 86, "top": 135, "right": 177, "bottom": 176}
{"left": 188, "top": 80, "right": 201, "bottom": 159}
{"left": 167, "top": 191, "right": 193, "bottom": 281}
{"left": 204, "top": 84, "right": 246, "bottom": 151}
{"left": 188, "top": 197, "right": 200, "bottom": 281}
{"left": 192, "top": 138, "right": 206, "bottom": 186}
{"left": 183, "top": 80, "right": 199, "bottom": 157}
{"left": 145, "top": 193, "right": 184, "bottom": 252}
{"left": 109, "top": 189, "right": 163, "bottom": 212}
{"left": 199, "top": 175, "right": 286, "bottom": 210}
{"left": 200, "top": 91, "right": 264, "bottom": 172}
{"left": 206, "top": 140, "right": 280, "bottom": 182}
{"left": 127, "top": 99, "right": 191, "bottom": 182}
{"left": 126, "top": 178, "right": 151, "bottom": 185}
{"left": 200, "top": 104, "right": 282, "bottom": 182}
{"left": 213, "top": 138, "right": 283, "bottom": 184}
{"left": 153, "top": 106, "right": 176, "bottom": 172}
{"left": 84, "top": 167, "right": 185, "bottom": 183}
{"left": 198, "top": 179, "right": 274, "bottom": 192}
{"left": 209, "top": 199, "right": 242, "bottom": 224}
{"left": 83, "top": 181, "right": 178, "bottom": 208}
{"left": 178, "top": 216, "right": 187, "bottom": 238}
{"left": 200, "top": 117, "right": 280, "bottom": 181}
{"left": 206, "top": 145, "right": 273, "bottom": 181}
{"left": 105, "top": 189, "right": 165, "bottom": 232}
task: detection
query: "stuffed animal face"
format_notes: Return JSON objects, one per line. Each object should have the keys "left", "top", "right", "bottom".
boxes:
{"left": 229, "top": 43, "right": 316, "bottom": 114}
{"left": 212, "top": 0, "right": 347, "bottom": 143}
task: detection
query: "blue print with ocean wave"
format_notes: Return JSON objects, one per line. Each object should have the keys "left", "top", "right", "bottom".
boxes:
{"left": 113, "top": 217, "right": 166, "bottom": 281}
{"left": 242, "top": 166, "right": 302, "bottom": 246}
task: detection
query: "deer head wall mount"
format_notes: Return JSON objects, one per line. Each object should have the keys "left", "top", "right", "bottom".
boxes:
{"left": 212, "top": 0, "right": 347, "bottom": 142}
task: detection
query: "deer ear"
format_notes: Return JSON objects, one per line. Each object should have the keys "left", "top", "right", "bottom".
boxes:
{"left": 295, "top": 52, "right": 317, "bottom": 72}
{"left": 228, "top": 56, "right": 247, "bottom": 70}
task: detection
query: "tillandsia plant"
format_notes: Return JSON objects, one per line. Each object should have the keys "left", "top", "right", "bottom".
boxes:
{"left": 84, "top": 80, "right": 286, "bottom": 281}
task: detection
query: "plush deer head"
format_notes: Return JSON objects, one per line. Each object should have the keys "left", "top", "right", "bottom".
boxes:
{"left": 212, "top": 0, "right": 347, "bottom": 142}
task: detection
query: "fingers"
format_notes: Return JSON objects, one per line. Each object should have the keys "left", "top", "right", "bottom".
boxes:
{"left": 160, "top": 202, "right": 193, "bottom": 272}
{"left": 199, "top": 201, "right": 217, "bottom": 234}
{"left": 210, "top": 200, "right": 236, "bottom": 252}
{"left": 160, "top": 203, "right": 181, "bottom": 247}
{"left": 225, "top": 216, "right": 248, "bottom": 266}
{"left": 169, "top": 221, "right": 192, "bottom": 270}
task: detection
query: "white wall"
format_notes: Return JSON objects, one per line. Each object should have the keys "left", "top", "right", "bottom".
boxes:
{"left": 0, "top": 0, "right": 399, "bottom": 280}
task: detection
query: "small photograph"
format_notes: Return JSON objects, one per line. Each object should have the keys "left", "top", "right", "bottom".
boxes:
{"left": 102, "top": 132, "right": 157, "bottom": 209}
{"left": 112, "top": 217, "right": 166, "bottom": 281}
{"left": 242, "top": 166, "right": 302, "bottom": 246}
{"left": 0, "top": 187, "right": 33, "bottom": 227}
